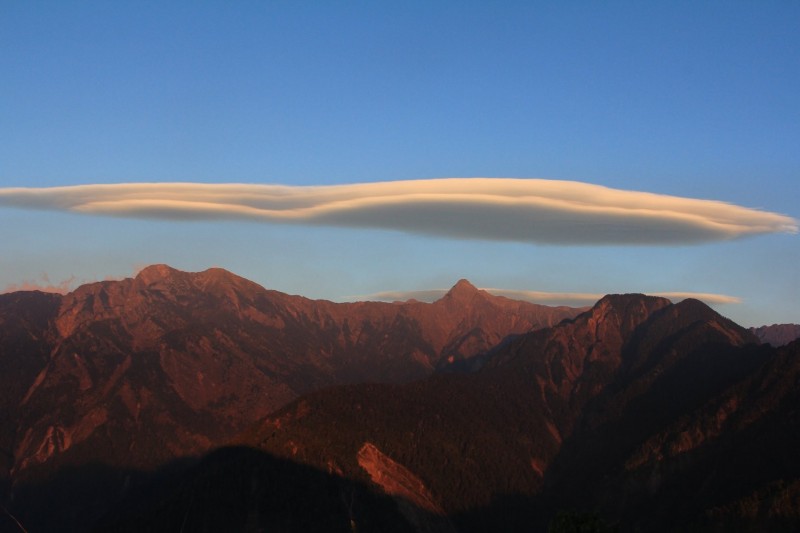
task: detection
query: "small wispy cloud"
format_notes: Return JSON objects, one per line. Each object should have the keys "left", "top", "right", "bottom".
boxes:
{"left": 0, "top": 179, "right": 795, "bottom": 245}
{"left": 1, "top": 274, "right": 77, "bottom": 295}
{"left": 0, "top": 267, "right": 141, "bottom": 296}
{"left": 482, "top": 288, "right": 742, "bottom": 306}
{"left": 352, "top": 287, "right": 741, "bottom": 307}
{"left": 646, "top": 292, "right": 742, "bottom": 305}
{"left": 352, "top": 289, "right": 452, "bottom": 303}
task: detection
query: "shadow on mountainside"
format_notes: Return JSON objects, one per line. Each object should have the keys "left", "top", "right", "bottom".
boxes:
{"left": 539, "top": 338, "right": 800, "bottom": 533}
{"left": 8, "top": 437, "right": 798, "bottom": 533}
{"left": 4, "top": 445, "right": 591, "bottom": 533}
{"left": 4, "top": 446, "right": 459, "bottom": 533}
{"left": 2, "top": 458, "right": 198, "bottom": 533}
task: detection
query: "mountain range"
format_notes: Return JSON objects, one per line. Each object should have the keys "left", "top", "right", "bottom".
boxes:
{"left": 0, "top": 265, "right": 798, "bottom": 532}
{"left": 750, "top": 323, "right": 800, "bottom": 347}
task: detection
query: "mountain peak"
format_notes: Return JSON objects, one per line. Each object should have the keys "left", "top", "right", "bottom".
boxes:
{"left": 437, "top": 279, "right": 487, "bottom": 308}
{"left": 135, "top": 264, "right": 180, "bottom": 284}
{"left": 453, "top": 278, "right": 477, "bottom": 290}
{"left": 585, "top": 293, "right": 673, "bottom": 332}
{"left": 445, "top": 279, "right": 480, "bottom": 297}
{"left": 595, "top": 293, "right": 671, "bottom": 309}
{"left": 197, "top": 266, "right": 241, "bottom": 284}
{"left": 195, "top": 267, "right": 263, "bottom": 293}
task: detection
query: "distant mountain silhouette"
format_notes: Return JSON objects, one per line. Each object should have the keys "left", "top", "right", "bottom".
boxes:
{"left": 750, "top": 323, "right": 800, "bottom": 347}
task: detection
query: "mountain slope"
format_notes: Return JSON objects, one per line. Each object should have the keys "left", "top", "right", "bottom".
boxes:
{"left": 0, "top": 291, "right": 61, "bottom": 481}
{"left": 0, "top": 265, "right": 582, "bottom": 529}
{"left": 5, "top": 268, "right": 796, "bottom": 532}
{"left": 230, "top": 295, "right": 794, "bottom": 532}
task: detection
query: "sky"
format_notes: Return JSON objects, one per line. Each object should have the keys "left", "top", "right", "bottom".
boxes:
{"left": 1, "top": 2, "right": 798, "bottom": 327}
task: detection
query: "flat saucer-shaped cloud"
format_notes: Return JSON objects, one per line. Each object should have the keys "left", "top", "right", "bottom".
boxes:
{"left": 0, "top": 178, "right": 796, "bottom": 244}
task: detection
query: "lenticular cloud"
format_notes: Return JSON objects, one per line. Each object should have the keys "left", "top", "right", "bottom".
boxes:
{"left": 0, "top": 178, "right": 795, "bottom": 245}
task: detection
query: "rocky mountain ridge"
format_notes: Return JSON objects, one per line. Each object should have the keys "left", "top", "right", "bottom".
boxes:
{"left": 750, "top": 323, "right": 800, "bottom": 347}
{"left": 2, "top": 266, "right": 797, "bottom": 532}
{"left": 0, "top": 266, "right": 581, "bottom": 494}
{"left": 223, "top": 294, "right": 796, "bottom": 532}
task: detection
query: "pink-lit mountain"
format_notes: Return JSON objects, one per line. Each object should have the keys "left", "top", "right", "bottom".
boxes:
{"left": 1, "top": 266, "right": 798, "bottom": 532}
{"left": 1, "top": 266, "right": 580, "bottom": 484}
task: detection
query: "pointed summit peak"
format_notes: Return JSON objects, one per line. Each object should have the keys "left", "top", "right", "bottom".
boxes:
{"left": 441, "top": 279, "right": 484, "bottom": 305}
{"left": 453, "top": 278, "right": 478, "bottom": 291}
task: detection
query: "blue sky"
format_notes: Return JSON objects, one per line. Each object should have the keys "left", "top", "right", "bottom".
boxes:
{"left": 1, "top": 2, "right": 798, "bottom": 326}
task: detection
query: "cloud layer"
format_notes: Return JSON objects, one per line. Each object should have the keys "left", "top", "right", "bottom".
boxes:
{"left": 482, "top": 288, "right": 742, "bottom": 306}
{"left": 0, "top": 179, "right": 796, "bottom": 244}
{"left": 354, "top": 287, "right": 742, "bottom": 307}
